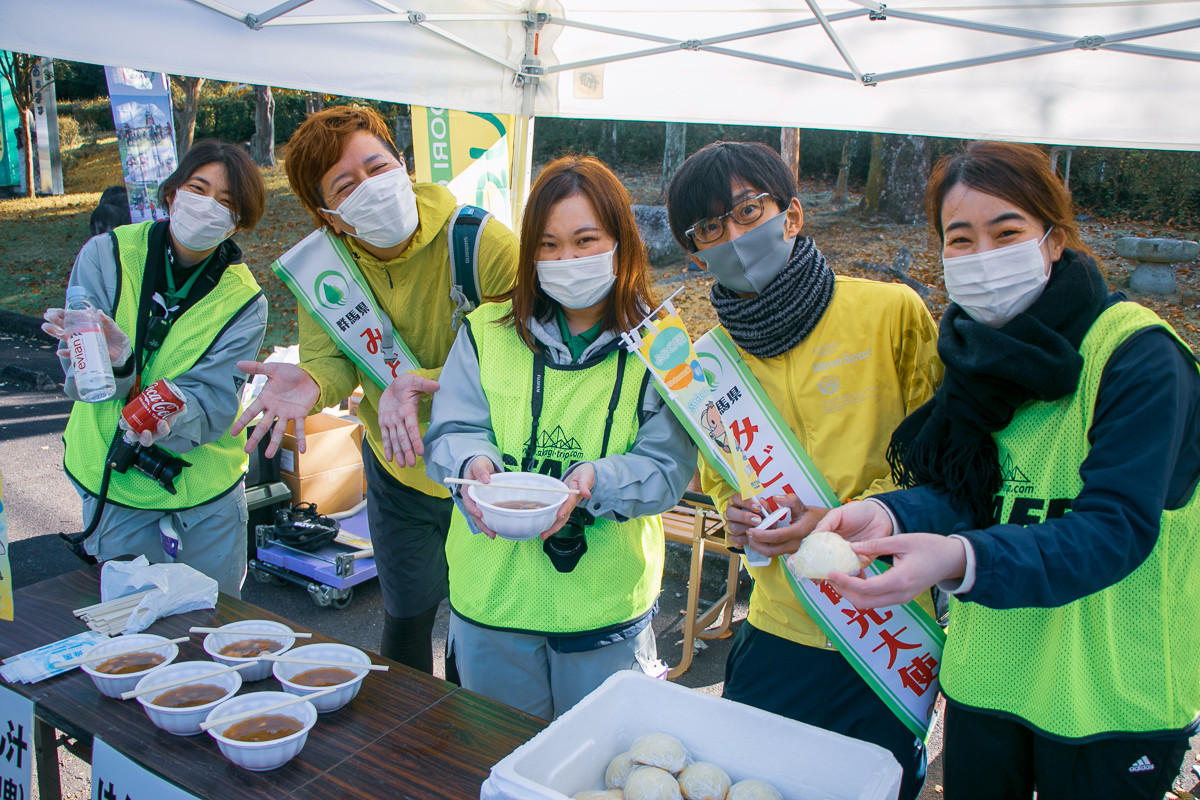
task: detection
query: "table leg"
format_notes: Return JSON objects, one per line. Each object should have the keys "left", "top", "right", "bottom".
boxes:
{"left": 33, "top": 717, "right": 63, "bottom": 800}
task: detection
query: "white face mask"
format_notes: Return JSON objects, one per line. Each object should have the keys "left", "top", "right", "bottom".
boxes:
{"left": 536, "top": 246, "right": 617, "bottom": 310}
{"left": 322, "top": 168, "right": 418, "bottom": 249}
{"left": 169, "top": 190, "right": 236, "bottom": 251}
{"left": 943, "top": 228, "right": 1053, "bottom": 327}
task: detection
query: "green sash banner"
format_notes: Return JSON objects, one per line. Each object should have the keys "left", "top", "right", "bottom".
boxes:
{"left": 273, "top": 229, "right": 420, "bottom": 390}
{"left": 642, "top": 320, "right": 945, "bottom": 738}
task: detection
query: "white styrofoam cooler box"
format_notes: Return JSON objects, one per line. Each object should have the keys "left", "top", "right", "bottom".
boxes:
{"left": 481, "top": 671, "right": 902, "bottom": 800}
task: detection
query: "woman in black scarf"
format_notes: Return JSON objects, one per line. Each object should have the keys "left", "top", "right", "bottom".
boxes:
{"left": 821, "top": 141, "right": 1200, "bottom": 800}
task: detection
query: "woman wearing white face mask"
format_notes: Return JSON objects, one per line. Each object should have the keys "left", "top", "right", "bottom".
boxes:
{"left": 424, "top": 156, "right": 696, "bottom": 720}
{"left": 817, "top": 141, "right": 1200, "bottom": 800}
{"left": 41, "top": 140, "right": 268, "bottom": 596}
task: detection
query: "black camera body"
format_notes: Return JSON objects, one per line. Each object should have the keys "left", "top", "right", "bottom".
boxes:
{"left": 109, "top": 439, "right": 191, "bottom": 493}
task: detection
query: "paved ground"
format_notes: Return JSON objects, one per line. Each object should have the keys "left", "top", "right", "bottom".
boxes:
{"left": 2, "top": 316, "right": 1197, "bottom": 799}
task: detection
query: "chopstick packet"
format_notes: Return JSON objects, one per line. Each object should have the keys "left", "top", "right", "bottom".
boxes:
{"left": 1, "top": 631, "right": 110, "bottom": 683}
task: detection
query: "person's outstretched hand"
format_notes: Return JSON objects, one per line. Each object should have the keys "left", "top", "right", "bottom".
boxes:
{"left": 377, "top": 373, "right": 441, "bottom": 466}
{"left": 232, "top": 361, "right": 320, "bottom": 458}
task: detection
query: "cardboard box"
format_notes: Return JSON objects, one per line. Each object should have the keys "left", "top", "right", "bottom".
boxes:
{"left": 280, "top": 463, "right": 364, "bottom": 516}
{"left": 481, "top": 671, "right": 901, "bottom": 800}
{"left": 278, "top": 413, "right": 363, "bottom": 476}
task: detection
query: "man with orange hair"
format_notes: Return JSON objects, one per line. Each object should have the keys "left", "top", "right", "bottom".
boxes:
{"left": 234, "top": 106, "right": 517, "bottom": 672}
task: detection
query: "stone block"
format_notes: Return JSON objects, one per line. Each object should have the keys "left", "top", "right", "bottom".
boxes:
{"left": 1115, "top": 237, "right": 1200, "bottom": 263}
{"left": 1130, "top": 263, "right": 1177, "bottom": 294}
{"left": 633, "top": 204, "right": 688, "bottom": 268}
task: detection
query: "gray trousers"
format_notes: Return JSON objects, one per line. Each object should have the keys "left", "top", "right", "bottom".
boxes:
{"left": 72, "top": 477, "right": 248, "bottom": 597}
{"left": 449, "top": 611, "right": 660, "bottom": 720}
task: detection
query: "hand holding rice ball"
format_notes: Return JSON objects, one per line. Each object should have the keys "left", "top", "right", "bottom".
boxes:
{"left": 785, "top": 529, "right": 866, "bottom": 580}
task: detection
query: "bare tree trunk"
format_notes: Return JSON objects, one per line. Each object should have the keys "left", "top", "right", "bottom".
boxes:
{"left": 862, "top": 133, "right": 930, "bottom": 223}
{"left": 833, "top": 133, "right": 851, "bottom": 205}
{"left": 22, "top": 108, "right": 34, "bottom": 198}
{"left": 250, "top": 85, "right": 276, "bottom": 167}
{"left": 780, "top": 128, "right": 801, "bottom": 185}
{"left": 661, "top": 122, "right": 687, "bottom": 198}
{"left": 598, "top": 119, "right": 619, "bottom": 165}
{"left": 174, "top": 76, "right": 205, "bottom": 155}
{"left": 304, "top": 92, "right": 324, "bottom": 116}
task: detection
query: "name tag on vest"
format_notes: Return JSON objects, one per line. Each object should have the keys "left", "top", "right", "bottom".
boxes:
{"left": 273, "top": 229, "right": 420, "bottom": 390}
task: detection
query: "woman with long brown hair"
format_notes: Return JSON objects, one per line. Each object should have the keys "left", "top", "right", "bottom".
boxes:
{"left": 424, "top": 155, "right": 695, "bottom": 719}
{"left": 820, "top": 140, "right": 1200, "bottom": 799}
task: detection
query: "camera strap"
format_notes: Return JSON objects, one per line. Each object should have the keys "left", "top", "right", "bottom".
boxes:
{"left": 59, "top": 428, "right": 125, "bottom": 565}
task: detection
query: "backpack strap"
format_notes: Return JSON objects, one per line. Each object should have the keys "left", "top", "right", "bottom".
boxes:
{"left": 448, "top": 204, "right": 491, "bottom": 330}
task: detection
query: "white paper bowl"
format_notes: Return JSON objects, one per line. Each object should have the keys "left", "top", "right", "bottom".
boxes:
{"left": 202, "top": 620, "right": 296, "bottom": 682}
{"left": 272, "top": 642, "right": 370, "bottom": 713}
{"left": 80, "top": 634, "right": 179, "bottom": 699}
{"left": 467, "top": 472, "right": 570, "bottom": 540}
{"left": 134, "top": 661, "right": 244, "bottom": 736}
{"left": 204, "top": 691, "right": 317, "bottom": 771}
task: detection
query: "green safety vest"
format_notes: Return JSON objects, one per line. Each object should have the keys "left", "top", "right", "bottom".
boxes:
{"left": 447, "top": 301, "right": 663, "bottom": 635}
{"left": 63, "top": 221, "right": 262, "bottom": 510}
{"left": 941, "top": 301, "right": 1200, "bottom": 739}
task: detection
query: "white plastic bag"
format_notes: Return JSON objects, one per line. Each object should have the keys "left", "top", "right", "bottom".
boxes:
{"left": 100, "top": 556, "right": 218, "bottom": 634}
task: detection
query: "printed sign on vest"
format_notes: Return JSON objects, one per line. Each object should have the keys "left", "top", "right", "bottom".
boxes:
{"left": 273, "top": 229, "right": 420, "bottom": 390}
{"left": 626, "top": 304, "right": 945, "bottom": 738}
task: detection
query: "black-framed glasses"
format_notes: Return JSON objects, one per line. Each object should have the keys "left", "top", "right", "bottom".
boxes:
{"left": 684, "top": 192, "right": 773, "bottom": 245}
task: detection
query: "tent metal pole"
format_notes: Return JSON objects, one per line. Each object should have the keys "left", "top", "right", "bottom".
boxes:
{"left": 245, "top": 0, "right": 314, "bottom": 30}
{"left": 1106, "top": 43, "right": 1200, "bottom": 62}
{"left": 545, "top": 10, "right": 866, "bottom": 77}
{"left": 874, "top": 42, "right": 1078, "bottom": 82}
{"left": 510, "top": 13, "right": 545, "bottom": 229}
{"left": 803, "top": 0, "right": 865, "bottom": 81}
{"left": 185, "top": 0, "right": 246, "bottom": 23}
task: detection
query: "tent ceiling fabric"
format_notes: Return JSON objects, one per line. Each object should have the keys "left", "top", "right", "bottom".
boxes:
{"left": 3, "top": 0, "right": 1199, "bottom": 149}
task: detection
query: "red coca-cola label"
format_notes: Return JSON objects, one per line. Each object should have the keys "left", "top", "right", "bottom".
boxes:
{"left": 122, "top": 378, "right": 184, "bottom": 435}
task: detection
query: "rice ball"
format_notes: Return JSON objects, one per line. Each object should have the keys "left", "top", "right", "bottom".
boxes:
{"left": 678, "top": 761, "right": 732, "bottom": 800}
{"left": 727, "top": 779, "right": 783, "bottom": 800}
{"left": 786, "top": 529, "right": 864, "bottom": 580}
{"left": 630, "top": 732, "right": 689, "bottom": 774}
{"left": 624, "top": 766, "right": 684, "bottom": 800}
{"left": 605, "top": 751, "right": 636, "bottom": 789}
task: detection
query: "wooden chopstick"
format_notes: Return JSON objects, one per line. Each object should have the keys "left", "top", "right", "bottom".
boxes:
{"left": 77, "top": 636, "right": 189, "bottom": 666}
{"left": 189, "top": 627, "right": 312, "bottom": 637}
{"left": 199, "top": 686, "right": 340, "bottom": 731}
{"left": 120, "top": 662, "right": 255, "bottom": 700}
{"left": 442, "top": 477, "right": 579, "bottom": 495}
{"left": 259, "top": 654, "right": 387, "bottom": 672}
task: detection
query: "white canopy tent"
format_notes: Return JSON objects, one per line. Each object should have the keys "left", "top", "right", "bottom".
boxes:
{"left": 4, "top": 0, "right": 1200, "bottom": 209}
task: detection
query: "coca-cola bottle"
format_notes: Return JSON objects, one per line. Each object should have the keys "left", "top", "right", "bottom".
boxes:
{"left": 64, "top": 286, "right": 116, "bottom": 402}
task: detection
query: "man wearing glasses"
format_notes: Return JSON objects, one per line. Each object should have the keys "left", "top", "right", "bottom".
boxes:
{"left": 666, "top": 141, "right": 943, "bottom": 800}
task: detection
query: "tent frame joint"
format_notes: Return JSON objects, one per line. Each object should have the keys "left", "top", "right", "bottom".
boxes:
{"left": 408, "top": 11, "right": 426, "bottom": 25}
{"left": 869, "top": 6, "right": 887, "bottom": 22}
{"left": 1075, "top": 35, "right": 1106, "bottom": 50}
{"left": 862, "top": 72, "right": 878, "bottom": 86}
{"left": 681, "top": 39, "right": 703, "bottom": 51}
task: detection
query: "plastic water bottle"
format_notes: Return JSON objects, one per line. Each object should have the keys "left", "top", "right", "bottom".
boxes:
{"left": 64, "top": 286, "right": 116, "bottom": 402}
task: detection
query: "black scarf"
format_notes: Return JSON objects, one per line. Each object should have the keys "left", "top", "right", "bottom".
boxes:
{"left": 886, "top": 249, "right": 1110, "bottom": 526}
{"left": 710, "top": 235, "right": 835, "bottom": 358}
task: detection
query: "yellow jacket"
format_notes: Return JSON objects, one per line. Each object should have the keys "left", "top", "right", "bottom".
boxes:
{"left": 700, "top": 276, "right": 943, "bottom": 648}
{"left": 298, "top": 182, "right": 518, "bottom": 496}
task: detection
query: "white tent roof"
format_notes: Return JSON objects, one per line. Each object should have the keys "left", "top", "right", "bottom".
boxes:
{"left": 3, "top": 0, "right": 1200, "bottom": 150}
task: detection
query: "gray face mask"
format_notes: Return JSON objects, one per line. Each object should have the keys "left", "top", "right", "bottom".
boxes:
{"left": 693, "top": 212, "right": 796, "bottom": 294}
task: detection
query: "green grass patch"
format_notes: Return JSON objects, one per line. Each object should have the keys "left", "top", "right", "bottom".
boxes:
{"left": 1, "top": 133, "right": 308, "bottom": 355}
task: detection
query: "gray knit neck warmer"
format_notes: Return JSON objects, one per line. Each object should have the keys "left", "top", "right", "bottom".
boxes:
{"left": 709, "top": 235, "right": 835, "bottom": 358}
